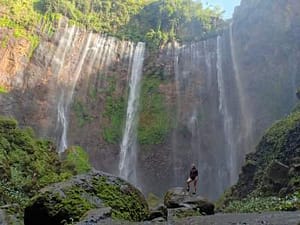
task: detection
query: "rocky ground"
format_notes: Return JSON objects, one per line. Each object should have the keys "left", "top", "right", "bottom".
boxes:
{"left": 80, "top": 211, "right": 300, "bottom": 225}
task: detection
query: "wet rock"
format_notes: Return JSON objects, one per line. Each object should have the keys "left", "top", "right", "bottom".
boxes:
{"left": 24, "top": 170, "right": 149, "bottom": 225}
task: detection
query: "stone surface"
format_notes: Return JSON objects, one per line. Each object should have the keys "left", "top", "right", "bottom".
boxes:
{"left": 266, "top": 160, "right": 289, "bottom": 184}
{"left": 164, "top": 187, "right": 214, "bottom": 216}
{"left": 84, "top": 211, "right": 300, "bottom": 225}
{"left": 174, "top": 211, "right": 300, "bottom": 225}
{"left": 24, "top": 170, "right": 149, "bottom": 225}
{"left": 76, "top": 207, "right": 112, "bottom": 225}
{"left": 164, "top": 187, "right": 187, "bottom": 208}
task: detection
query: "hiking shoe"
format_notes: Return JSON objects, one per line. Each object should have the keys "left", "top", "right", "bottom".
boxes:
{"left": 186, "top": 187, "right": 190, "bottom": 192}
{"left": 192, "top": 192, "right": 196, "bottom": 195}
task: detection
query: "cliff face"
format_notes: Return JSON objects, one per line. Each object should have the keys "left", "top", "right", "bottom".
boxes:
{"left": 0, "top": 0, "right": 300, "bottom": 200}
{"left": 233, "top": 0, "right": 300, "bottom": 135}
{"left": 0, "top": 28, "right": 30, "bottom": 90}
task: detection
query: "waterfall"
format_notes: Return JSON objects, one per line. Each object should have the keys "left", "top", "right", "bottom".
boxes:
{"left": 173, "top": 42, "right": 181, "bottom": 185}
{"left": 119, "top": 42, "right": 145, "bottom": 184}
{"left": 216, "top": 36, "right": 236, "bottom": 184}
{"left": 229, "top": 23, "right": 253, "bottom": 152}
{"left": 51, "top": 25, "right": 76, "bottom": 75}
{"left": 57, "top": 32, "right": 92, "bottom": 153}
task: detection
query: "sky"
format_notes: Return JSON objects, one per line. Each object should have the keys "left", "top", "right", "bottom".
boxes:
{"left": 204, "top": 0, "right": 241, "bottom": 19}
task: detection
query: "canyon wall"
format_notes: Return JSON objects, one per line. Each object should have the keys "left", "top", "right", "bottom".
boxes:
{"left": 0, "top": 0, "right": 299, "bottom": 200}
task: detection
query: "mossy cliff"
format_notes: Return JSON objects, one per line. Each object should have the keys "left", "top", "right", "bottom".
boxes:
{"left": 0, "top": 117, "right": 74, "bottom": 222}
{"left": 24, "top": 171, "right": 149, "bottom": 225}
{"left": 0, "top": 116, "right": 95, "bottom": 224}
{"left": 218, "top": 107, "right": 300, "bottom": 212}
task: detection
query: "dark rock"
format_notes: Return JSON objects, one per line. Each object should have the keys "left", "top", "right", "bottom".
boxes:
{"left": 149, "top": 206, "right": 167, "bottom": 221}
{"left": 167, "top": 207, "right": 201, "bottom": 220}
{"left": 76, "top": 207, "right": 112, "bottom": 225}
{"left": 266, "top": 160, "right": 289, "bottom": 185}
{"left": 164, "top": 187, "right": 214, "bottom": 216}
{"left": 164, "top": 187, "right": 187, "bottom": 208}
{"left": 182, "top": 196, "right": 215, "bottom": 215}
{"left": 148, "top": 204, "right": 167, "bottom": 220}
{"left": 24, "top": 170, "right": 149, "bottom": 225}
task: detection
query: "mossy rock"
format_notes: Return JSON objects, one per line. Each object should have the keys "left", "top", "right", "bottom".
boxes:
{"left": 24, "top": 170, "right": 149, "bottom": 225}
{"left": 220, "top": 110, "right": 300, "bottom": 209}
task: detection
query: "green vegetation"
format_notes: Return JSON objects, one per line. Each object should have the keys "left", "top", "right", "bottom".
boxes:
{"left": 219, "top": 107, "right": 300, "bottom": 212}
{"left": 72, "top": 100, "right": 93, "bottom": 127}
{"left": 223, "top": 192, "right": 300, "bottom": 213}
{"left": 102, "top": 76, "right": 127, "bottom": 144}
{"left": 62, "top": 146, "right": 92, "bottom": 174}
{"left": 0, "top": 116, "right": 84, "bottom": 220}
{"left": 26, "top": 173, "right": 149, "bottom": 224}
{"left": 0, "top": 0, "right": 57, "bottom": 57}
{"left": 146, "top": 192, "right": 161, "bottom": 208}
{"left": 0, "top": 0, "right": 224, "bottom": 53}
{"left": 120, "top": 0, "right": 223, "bottom": 47}
{"left": 93, "top": 176, "right": 149, "bottom": 221}
{"left": 138, "top": 75, "right": 171, "bottom": 144}
{"left": 103, "top": 96, "right": 126, "bottom": 144}
{"left": 0, "top": 86, "right": 8, "bottom": 94}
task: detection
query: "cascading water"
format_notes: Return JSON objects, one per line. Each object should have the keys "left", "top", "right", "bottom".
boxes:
{"left": 119, "top": 42, "right": 145, "bottom": 184}
{"left": 216, "top": 36, "right": 236, "bottom": 185}
{"left": 57, "top": 32, "right": 92, "bottom": 153}
{"left": 229, "top": 23, "right": 254, "bottom": 157}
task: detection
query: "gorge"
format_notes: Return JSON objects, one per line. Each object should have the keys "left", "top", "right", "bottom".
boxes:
{"left": 0, "top": 0, "right": 300, "bottom": 203}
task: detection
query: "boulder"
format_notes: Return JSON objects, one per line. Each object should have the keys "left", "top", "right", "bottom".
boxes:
{"left": 76, "top": 208, "right": 112, "bottom": 225}
{"left": 267, "top": 161, "right": 289, "bottom": 184}
{"left": 164, "top": 187, "right": 187, "bottom": 208}
{"left": 167, "top": 208, "right": 201, "bottom": 220}
{"left": 148, "top": 204, "right": 167, "bottom": 221}
{"left": 164, "top": 187, "right": 214, "bottom": 215}
{"left": 24, "top": 170, "right": 149, "bottom": 225}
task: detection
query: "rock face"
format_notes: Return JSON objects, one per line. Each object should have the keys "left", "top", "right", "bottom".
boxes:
{"left": 0, "top": 28, "right": 31, "bottom": 91}
{"left": 224, "top": 109, "right": 300, "bottom": 201}
{"left": 164, "top": 187, "right": 214, "bottom": 216}
{"left": 24, "top": 170, "right": 149, "bottom": 225}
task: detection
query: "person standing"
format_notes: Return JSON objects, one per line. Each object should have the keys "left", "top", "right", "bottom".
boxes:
{"left": 186, "top": 163, "right": 198, "bottom": 194}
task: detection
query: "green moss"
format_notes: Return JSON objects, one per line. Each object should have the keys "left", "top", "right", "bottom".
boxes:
{"left": 26, "top": 173, "right": 149, "bottom": 224}
{"left": 102, "top": 76, "right": 127, "bottom": 144}
{"left": 30, "top": 187, "right": 94, "bottom": 224}
{"left": 147, "top": 193, "right": 161, "bottom": 208}
{"left": 220, "top": 110, "right": 300, "bottom": 208}
{"left": 0, "top": 86, "right": 8, "bottom": 94}
{"left": 103, "top": 96, "right": 126, "bottom": 143}
{"left": 138, "top": 75, "right": 171, "bottom": 145}
{"left": 173, "top": 209, "right": 202, "bottom": 219}
{"left": 0, "top": 116, "right": 74, "bottom": 219}
{"left": 93, "top": 177, "right": 149, "bottom": 221}
{"left": 62, "top": 146, "right": 92, "bottom": 175}
{"left": 72, "top": 101, "right": 93, "bottom": 127}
